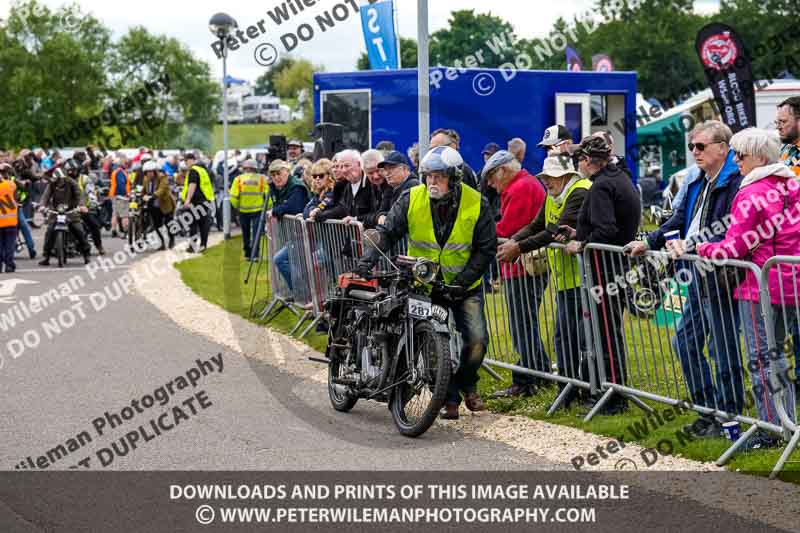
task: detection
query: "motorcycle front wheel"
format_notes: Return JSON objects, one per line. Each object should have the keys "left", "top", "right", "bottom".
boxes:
{"left": 128, "top": 214, "right": 138, "bottom": 247}
{"left": 55, "top": 232, "right": 66, "bottom": 268}
{"left": 390, "top": 321, "right": 451, "bottom": 438}
{"left": 328, "top": 354, "right": 358, "bottom": 412}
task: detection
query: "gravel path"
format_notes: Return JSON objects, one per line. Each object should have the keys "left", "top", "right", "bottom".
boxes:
{"left": 132, "top": 238, "right": 800, "bottom": 531}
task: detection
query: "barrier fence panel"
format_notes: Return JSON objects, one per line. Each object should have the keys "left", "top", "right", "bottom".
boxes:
{"left": 305, "top": 218, "right": 365, "bottom": 314}
{"left": 760, "top": 256, "right": 800, "bottom": 478}
{"left": 582, "top": 243, "right": 795, "bottom": 474}
{"left": 482, "top": 242, "right": 599, "bottom": 414}
{"left": 257, "top": 215, "right": 308, "bottom": 326}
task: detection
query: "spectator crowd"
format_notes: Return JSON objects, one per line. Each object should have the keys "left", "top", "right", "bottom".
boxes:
{"left": 2, "top": 96, "right": 800, "bottom": 447}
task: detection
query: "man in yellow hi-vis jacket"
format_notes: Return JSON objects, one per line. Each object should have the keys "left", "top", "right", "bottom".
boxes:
{"left": 356, "top": 146, "right": 497, "bottom": 420}
{"left": 229, "top": 159, "right": 267, "bottom": 261}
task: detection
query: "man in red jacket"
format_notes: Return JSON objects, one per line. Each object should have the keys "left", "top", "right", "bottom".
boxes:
{"left": 482, "top": 151, "right": 551, "bottom": 398}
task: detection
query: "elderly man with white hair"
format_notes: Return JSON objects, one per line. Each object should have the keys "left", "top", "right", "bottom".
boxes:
{"left": 626, "top": 120, "right": 745, "bottom": 434}
{"left": 695, "top": 127, "right": 800, "bottom": 448}
{"left": 315, "top": 149, "right": 380, "bottom": 225}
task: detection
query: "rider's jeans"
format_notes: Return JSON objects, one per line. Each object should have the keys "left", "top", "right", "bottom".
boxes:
{"left": 446, "top": 290, "right": 488, "bottom": 405}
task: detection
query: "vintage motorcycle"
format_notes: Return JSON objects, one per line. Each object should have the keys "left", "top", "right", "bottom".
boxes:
{"left": 320, "top": 231, "right": 461, "bottom": 438}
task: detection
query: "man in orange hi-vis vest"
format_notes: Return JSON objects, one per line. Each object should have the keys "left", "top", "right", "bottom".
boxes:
{"left": 0, "top": 163, "right": 19, "bottom": 273}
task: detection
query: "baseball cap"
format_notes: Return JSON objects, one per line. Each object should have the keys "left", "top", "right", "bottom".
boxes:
{"left": 241, "top": 159, "right": 258, "bottom": 170}
{"left": 268, "top": 159, "right": 291, "bottom": 173}
{"left": 574, "top": 135, "right": 612, "bottom": 159}
{"left": 481, "top": 142, "right": 501, "bottom": 156}
{"left": 287, "top": 139, "right": 303, "bottom": 147}
{"left": 538, "top": 125, "right": 572, "bottom": 147}
{"left": 377, "top": 150, "right": 409, "bottom": 168}
{"left": 481, "top": 150, "right": 516, "bottom": 180}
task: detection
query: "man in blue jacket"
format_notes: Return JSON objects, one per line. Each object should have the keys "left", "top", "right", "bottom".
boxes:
{"left": 626, "top": 120, "right": 744, "bottom": 437}
{"left": 268, "top": 159, "right": 309, "bottom": 292}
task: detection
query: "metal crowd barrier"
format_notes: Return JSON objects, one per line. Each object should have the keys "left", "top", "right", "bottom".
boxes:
{"left": 258, "top": 215, "right": 318, "bottom": 335}
{"left": 582, "top": 243, "right": 794, "bottom": 477}
{"left": 252, "top": 216, "right": 800, "bottom": 478}
{"left": 305, "top": 218, "right": 364, "bottom": 310}
{"left": 482, "top": 242, "right": 600, "bottom": 414}
{"left": 760, "top": 256, "right": 800, "bottom": 478}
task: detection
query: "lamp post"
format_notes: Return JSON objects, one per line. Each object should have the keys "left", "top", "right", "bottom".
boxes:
{"left": 209, "top": 12, "right": 238, "bottom": 240}
{"left": 417, "top": 0, "right": 429, "bottom": 157}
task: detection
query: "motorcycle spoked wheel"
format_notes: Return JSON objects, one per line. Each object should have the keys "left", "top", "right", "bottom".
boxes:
{"left": 128, "top": 214, "right": 138, "bottom": 247}
{"left": 327, "top": 352, "right": 358, "bottom": 412}
{"left": 55, "top": 231, "right": 66, "bottom": 268}
{"left": 389, "top": 321, "right": 451, "bottom": 438}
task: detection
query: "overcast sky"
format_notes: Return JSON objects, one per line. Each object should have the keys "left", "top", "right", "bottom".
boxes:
{"left": 0, "top": 0, "right": 720, "bottom": 82}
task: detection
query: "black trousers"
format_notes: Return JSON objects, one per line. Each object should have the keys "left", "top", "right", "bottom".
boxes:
{"left": 43, "top": 221, "right": 90, "bottom": 257}
{"left": 189, "top": 211, "right": 211, "bottom": 248}
{"left": 150, "top": 207, "right": 174, "bottom": 249}
{"left": 81, "top": 211, "right": 103, "bottom": 250}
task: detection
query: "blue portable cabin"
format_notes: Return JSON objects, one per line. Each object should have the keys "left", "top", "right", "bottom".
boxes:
{"left": 313, "top": 67, "right": 639, "bottom": 181}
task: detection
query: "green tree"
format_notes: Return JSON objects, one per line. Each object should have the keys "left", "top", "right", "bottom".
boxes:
{"left": 109, "top": 26, "right": 219, "bottom": 150}
{"left": 356, "top": 37, "right": 418, "bottom": 70}
{"left": 274, "top": 59, "right": 323, "bottom": 99}
{"left": 430, "top": 10, "right": 519, "bottom": 68}
{"left": 254, "top": 56, "right": 295, "bottom": 96}
{"left": 716, "top": 0, "right": 798, "bottom": 83}
{"left": 0, "top": 0, "right": 110, "bottom": 148}
{"left": 582, "top": 0, "right": 707, "bottom": 102}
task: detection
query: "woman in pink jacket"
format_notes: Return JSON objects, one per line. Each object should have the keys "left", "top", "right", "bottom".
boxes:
{"left": 697, "top": 128, "right": 800, "bottom": 448}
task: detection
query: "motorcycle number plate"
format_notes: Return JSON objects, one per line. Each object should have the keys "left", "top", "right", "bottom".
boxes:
{"left": 408, "top": 298, "right": 432, "bottom": 319}
{"left": 129, "top": 201, "right": 138, "bottom": 209}
{"left": 56, "top": 215, "right": 67, "bottom": 224}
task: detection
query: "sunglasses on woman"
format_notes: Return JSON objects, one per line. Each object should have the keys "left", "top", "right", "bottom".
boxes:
{"left": 312, "top": 173, "right": 328, "bottom": 180}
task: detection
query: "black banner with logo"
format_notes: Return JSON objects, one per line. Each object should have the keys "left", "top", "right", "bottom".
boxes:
{"left": 695, "top": 22, "right": 757, "bottom": 133}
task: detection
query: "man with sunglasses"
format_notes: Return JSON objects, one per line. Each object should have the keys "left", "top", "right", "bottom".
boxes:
{"left": 625, "top": 120, "right": 745, "bottom": 436}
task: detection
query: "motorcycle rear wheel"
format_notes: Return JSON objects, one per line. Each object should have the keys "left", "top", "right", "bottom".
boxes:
{"left": 390, "top": 322, "right": 451, "bottom": 438}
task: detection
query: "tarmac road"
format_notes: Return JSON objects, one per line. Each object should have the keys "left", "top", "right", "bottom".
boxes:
{"left": 0, "top": 224, "right": 793, "bottom": 532}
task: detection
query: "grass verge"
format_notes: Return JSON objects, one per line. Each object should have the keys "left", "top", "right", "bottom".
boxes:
{"left": 211, "top": 123, "right": 304, "bottom": 152}
{"left": 175, "top": 237, "right": 800, "bottom": 483}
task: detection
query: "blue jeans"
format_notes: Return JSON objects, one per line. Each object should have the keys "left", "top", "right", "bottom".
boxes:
{"left": 17, "top": 210, "right": 34, "bottom": 255}
{"left": 673, "top": 271, "right": 744, "bottom": 416}
{"left": 274, "top": 245, "right": 292, "bottom": 291}
{"left": 740, "top": 299, "right": 797, "bottom": 424}
{"left": 505, "top": 274, "right": 550, "bottom": 386}
{"left": 239, "top": 211, "right": 262, "bottom": 261}
{"left": 446, "top": 290, "right": 488, "bottom": 405}
{"left": 554, "top": 287, "right": 587, "bottom": 381}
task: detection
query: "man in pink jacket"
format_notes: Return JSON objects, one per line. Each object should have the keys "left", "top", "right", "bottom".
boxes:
{"left": 697, "top": 127, "right": 800, "bottom": 449}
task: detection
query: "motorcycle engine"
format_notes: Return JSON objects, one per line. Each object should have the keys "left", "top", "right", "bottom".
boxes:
{"left": 360, "top": 345, "right": 381, "bottom": 383}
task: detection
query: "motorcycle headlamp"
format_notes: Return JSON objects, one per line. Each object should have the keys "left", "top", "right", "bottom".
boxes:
{"left": 413, "top": 259, "right": 439, "bottom": 285}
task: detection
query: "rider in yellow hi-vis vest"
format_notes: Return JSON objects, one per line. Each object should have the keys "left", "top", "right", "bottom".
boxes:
{"left": 494, "top": 155, "right": 592, "bottom": 407}
{"left": 229, "top": 159, "right": 268, "bottom": 261}
{"left": 356, "top": 146, "right": 497, "bottom": 421}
